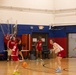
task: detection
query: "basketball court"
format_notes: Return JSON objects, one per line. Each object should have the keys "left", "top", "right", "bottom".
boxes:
{"left": 0, "top": 58, "right": 76, "bottom": 75}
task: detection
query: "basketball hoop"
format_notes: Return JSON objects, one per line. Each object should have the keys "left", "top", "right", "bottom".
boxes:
{"left": 12, "top": 20, "right": 17, "bottom": 35}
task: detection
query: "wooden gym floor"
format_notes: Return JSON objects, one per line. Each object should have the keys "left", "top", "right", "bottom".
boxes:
{"left": 0, "top": 58, "right": 76, "bottom": 75}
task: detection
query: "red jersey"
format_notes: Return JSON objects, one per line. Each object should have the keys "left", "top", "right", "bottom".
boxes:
{"left": 4, "top": 34, "right": 10, "bottom": 45}
{"left": 36, "top": 40, "right": 42, "bottom": 51}
{"left": 7, "top": 40, "right": 16, "bottom": 49}
{"left": 11, "top": 44, "right": 18, "bottom": 56}
{"left": 11, "top": 44, "right": 19, "bottom": 61}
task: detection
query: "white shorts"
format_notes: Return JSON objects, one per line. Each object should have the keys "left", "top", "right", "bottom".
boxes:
{"left": 7, "top": 49, "right": 12, "bottom": 56}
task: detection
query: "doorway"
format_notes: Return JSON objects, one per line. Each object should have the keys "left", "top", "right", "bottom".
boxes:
{"left": 68, "top": 33, "right": 76, "bottom": 57}
{"left": 32, "top": 32, "right": 49, "bottom": 59}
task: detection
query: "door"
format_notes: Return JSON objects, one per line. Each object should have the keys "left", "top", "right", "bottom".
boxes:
{"left": 68, "top": 33, "right": 76, "bottom": 57}
{"left": 22, "top": 34, "right": 31, "bottom": 58}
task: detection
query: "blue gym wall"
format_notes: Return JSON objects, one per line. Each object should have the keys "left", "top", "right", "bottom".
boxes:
{"left": 17, "top": 25, "right": 49, "bottom": 36}
{"left": 0, "top": 24, "right": 76, "bottom": 57}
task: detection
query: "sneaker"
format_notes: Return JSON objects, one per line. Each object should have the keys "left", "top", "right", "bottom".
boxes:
{"left": 55, "top": 68, "right": 62, "bottom": 73}
{"left": 16, "top": 71, "right": 20, "bottom": 73}
{"left": 13, "top": 71, "right": 20, "bottom": 75}
{"left": 13, "top": 71, "right": 17, "bottom": 75}
{"left": 56, "top": 68, "right": 59, "bottom": 71}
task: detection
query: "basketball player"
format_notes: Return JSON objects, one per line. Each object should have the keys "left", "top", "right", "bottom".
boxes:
{"left": 11, "top": 38, "right": 20, "bottom": 75}
{"left": 17, "top": 38, "right": 24, "bottom": 60}
{"left": 35, "top": 36, "right": 43, "bottom": 60}
{"left": 50, "top": 39, "right": 65, "bottom": 73}
{"left": 7, "top": 36, "right": 16, "bottom": 61}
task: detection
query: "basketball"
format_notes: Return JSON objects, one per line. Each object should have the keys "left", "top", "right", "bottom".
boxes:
{"left": 22, "top": 62, "right": 27, "bottom": 68}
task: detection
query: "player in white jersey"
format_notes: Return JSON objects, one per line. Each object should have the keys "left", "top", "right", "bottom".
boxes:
{"left": 50, "top": 39, "right": 65, "bottom": 73}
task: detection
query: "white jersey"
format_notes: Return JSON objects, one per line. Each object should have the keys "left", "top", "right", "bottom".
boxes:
{"left": 53, "top": 43, "right": 64, "bottom": 53}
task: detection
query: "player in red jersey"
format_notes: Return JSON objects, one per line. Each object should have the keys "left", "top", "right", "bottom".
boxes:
{"left": 35, "top": 36, "right": 43, "bottom": 60}
{"left": 7, "top": 36, "right": 16, "bottom": 61}
{"left": 11, "top": 39, "right": 19, "bottom": 75}
{"left": 12, "top": 38, "right": 25, "bottom": 75}
{"left": 4, "top": 34, "right": 10, "bottom": 48}
{"left": 11, "top": 38, "right": 21, "bottom": 75}
{"left": 17, "top": 38, "right": 24, "bottom": 60}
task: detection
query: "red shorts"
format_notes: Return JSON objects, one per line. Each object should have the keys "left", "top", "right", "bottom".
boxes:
{"left": 11, "top": 56, "right": 19, "bottom": 61}
{"left": 57, "top": 50, "right": 65, "bottom": 58}
{"left": 37, "top": 47, "right": 42, "bottom": 51}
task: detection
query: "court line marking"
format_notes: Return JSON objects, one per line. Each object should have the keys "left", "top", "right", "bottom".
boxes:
{"left": 23, "top": 61, "right": 55, "bottom": 74}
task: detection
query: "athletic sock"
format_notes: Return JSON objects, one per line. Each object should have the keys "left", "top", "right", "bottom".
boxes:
{"left": 58, "top": 66, "right": 61, "bottom": 70}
